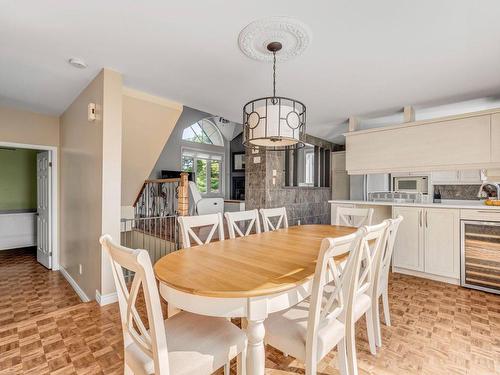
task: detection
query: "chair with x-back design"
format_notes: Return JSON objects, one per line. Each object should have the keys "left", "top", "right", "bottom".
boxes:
{"left": 225, "top": 209, "right": 261, "bottom": 239}
{"left": 335, "top": 206, "right": 374, "bottom": 228}
{"left": 99, "top": 234, "right": 247, "bottom": 375}
{"left": 264, "top": 228, "right": 366, "bottom": 375}
{"left": 259, "top": 207, "right": 288, "bottom": 232}
{"left": 177, "top": 213, "right": 224, "bottom": 248}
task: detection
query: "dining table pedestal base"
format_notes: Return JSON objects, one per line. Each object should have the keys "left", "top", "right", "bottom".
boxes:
{"left": 246, "top": 319, "right": 266, "bottom": 375}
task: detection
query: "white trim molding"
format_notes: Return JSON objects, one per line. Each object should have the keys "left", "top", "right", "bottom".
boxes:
{"left": 59, "top": 266, "right": 90, "bottom": 302}
{"left": 96, "top": 290, "right": 118, "bottom": 306}
{"left": 0, "top": 141, "right": 59, "bottom": 271}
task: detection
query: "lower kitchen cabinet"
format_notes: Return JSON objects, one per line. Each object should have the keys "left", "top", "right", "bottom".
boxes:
{"left": 424, "top": 208, "right": 460, "bottom": 278}
{"left": 393, "top": 206, "right": 460, "bottom": 282}
{"left": 392, "top": 206, "right": 423, "bottom": 271}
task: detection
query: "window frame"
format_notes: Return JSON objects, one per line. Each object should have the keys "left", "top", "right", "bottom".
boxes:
{"left": 181, "top": 146, "right": 225, "bottom": 197}
{"left": 181, "top": 119, "right": 224, "bottom": 146}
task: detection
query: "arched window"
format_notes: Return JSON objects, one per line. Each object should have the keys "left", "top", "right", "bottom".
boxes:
{"left": 181, "top": 118, "right": 224, "bottom": 196}
{"left": 182, "top": 118, "right": 224, "bottom": 146}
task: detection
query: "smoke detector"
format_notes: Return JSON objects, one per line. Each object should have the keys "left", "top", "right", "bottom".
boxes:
{"left": 68, "top": 58, "right": 88, "bottom": 69}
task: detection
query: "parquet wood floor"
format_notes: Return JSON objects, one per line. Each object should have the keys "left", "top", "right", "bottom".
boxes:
{"left": 1, "top": 253, "right": 499, "bottom": 374}
{"left": 0, "top": 248, "right": 81, "bottom": 326}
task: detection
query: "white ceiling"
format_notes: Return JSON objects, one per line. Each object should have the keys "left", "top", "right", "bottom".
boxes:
{"left": 2, "top": 0, "right": 500, "bottom": 143}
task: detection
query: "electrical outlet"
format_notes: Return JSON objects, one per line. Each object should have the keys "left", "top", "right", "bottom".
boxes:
{"left": 79, "top": 264, "right": 83, "bottom": 275}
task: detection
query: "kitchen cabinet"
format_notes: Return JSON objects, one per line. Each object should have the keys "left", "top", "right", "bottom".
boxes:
{"left": 431, "top": 169, "right": 482, "bottom": 184}
{"left": 332, "top": 172, "right": 350, "bottom": 199}
{"left": 331, "top": 152, "right": 350, "bottom": 200}
{"left": 393, "top": 207, "right": 423, "bottom": 271}
{"left": 459, "top": 170, "right": 483, "bottom": 183}
{"left": 346, "top": 112, "right": 496, "bottom": 174}
{"left": 393, "top": 206, "right": 460, "bottom": 280}
{"left": 431, "top": 171, "right": 459, "bottom": 183}
{"left": 423, "top": 208, "right": 460, "bottom": 278}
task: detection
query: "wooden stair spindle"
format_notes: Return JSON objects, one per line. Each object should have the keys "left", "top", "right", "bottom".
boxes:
{"left": 177, "top": 172, "right": 189, "bottom": 216}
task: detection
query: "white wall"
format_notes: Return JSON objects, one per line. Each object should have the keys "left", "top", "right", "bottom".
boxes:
{"left": 60, "top": 68, "right": 123, "bottom": 301}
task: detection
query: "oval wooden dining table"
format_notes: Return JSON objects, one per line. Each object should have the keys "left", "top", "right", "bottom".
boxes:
{"left": 154, "top": 224, "right": 357, "bottom": 375}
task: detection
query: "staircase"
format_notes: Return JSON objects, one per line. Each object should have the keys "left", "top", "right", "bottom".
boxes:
{"left": 120, "top": 173, "right": 189, "bottom": 267}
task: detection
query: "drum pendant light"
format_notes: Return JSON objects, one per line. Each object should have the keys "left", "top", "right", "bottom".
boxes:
{"left": 242, "top": 42, "right": 306, "bottom": 150}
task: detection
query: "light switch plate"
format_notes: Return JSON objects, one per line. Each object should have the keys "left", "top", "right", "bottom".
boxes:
{"left": 253, "top": 156, "right": 261, "bottom": 164}
{"left": 272, "top": 169, "right": 277, "bottom": 176}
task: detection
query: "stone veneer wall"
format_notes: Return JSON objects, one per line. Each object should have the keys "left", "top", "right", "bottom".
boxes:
{"left": 245, "top": 134, "right": 336, "bottom": 225}
{"left": 433, "top": 184, "right": 481, "bottom": 200}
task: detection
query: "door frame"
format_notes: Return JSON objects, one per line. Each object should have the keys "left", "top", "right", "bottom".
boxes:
{"left": 0, "top": 141, "right": 59, "bottom": 270}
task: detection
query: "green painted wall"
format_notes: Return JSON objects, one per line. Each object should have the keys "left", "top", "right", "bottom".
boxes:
{"left": 0, "top": 149, "right": 37, "bottom": 210}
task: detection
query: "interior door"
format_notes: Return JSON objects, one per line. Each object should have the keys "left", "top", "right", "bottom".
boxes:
{"left": 393, "top": 206, "right": 424, "bottom": 271}
{"left": 37, "top": 151, "right": 51, "bottom": 269}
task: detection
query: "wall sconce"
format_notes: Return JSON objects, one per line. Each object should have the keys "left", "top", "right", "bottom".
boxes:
{"left": 88, "top": 103, "right": 96, "bottom": 122}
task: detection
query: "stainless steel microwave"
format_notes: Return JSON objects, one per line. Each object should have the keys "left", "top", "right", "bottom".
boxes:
{"left": 393, "top": 176, "right": 428, "bottom": 194}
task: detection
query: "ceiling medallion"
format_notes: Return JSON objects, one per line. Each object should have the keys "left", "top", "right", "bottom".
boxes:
{"left": 238, "top": 16, "right": 312, "bottom": 62}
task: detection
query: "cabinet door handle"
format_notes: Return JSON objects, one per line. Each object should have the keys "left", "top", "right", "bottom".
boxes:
{"left": 425, "top": 211, "right": 428, "bottom": 228}
{"left": 419, "top": 210, "right": 422, "bottom": 227}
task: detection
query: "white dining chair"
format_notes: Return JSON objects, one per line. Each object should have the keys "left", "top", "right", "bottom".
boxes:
{"left": 178, "top": 213, "right": 224, "bottom": 248}
{"left": 259, "top": 207, "right": 288, "bottom": 232}
{"left": 372, "top": 215, "right": 403, "bottom": 347}
{"left": 99, "top": 234, "right": 247, "bottom": 375}
{"left": 347, "top": 221, "right": 390, "bottom": 366}
{"left": 264, "top": 229, "right": 366, "bottom": 375}
{"left": 225, "top": 209, "right": 261, "bottom": 239}
{"left": 335, "top": 207, "right": 374, "bottom": 227}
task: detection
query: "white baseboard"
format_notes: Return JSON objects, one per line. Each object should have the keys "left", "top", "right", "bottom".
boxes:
{"left": 392, "top": 267, "right": 460, "bottom": 285}
{"left": 0, "top": 241, "right": 37, "bottom": 251}
{"left": 59, "top": 266, "right": 91, "bottom": 302}
{"left": 96, "top": 290, "right": 118, "bottom": 306}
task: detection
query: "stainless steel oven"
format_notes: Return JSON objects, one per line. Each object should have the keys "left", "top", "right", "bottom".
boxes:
{"left": 461, "top": 220, "right": 500, "bottom": 294}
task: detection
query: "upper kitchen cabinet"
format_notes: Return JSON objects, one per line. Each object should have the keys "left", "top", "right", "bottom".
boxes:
{"left": 346, "top": 111, "right": 500, "bottom": 174}
{"left": 492, "top": 114, "right": 500, "bottom": 163}
{"left": 430, "top": 171, "right": 459, "bottom": 183}
{"left": 431, "top": 169, "right": 483, "bottom": 184}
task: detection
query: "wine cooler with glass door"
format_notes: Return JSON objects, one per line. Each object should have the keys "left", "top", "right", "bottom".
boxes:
{"left": 461, "top": 220, "right": 500, "bottom": 294}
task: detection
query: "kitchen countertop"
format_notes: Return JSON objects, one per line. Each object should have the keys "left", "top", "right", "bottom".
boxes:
{"left": 328, "top": 199, "right": 500, "bottom": 210}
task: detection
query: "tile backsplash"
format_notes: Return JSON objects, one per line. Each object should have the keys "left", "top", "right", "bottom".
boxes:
{"left": 433, "top": 184, "right": 481, "bottom": 200}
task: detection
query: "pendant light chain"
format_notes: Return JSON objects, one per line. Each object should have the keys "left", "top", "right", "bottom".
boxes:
{"left": 242, "top": 40, "right": 306, "bottom": 150}
{"left": 272, "top": 51, "right": 277, "bottom": 99}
